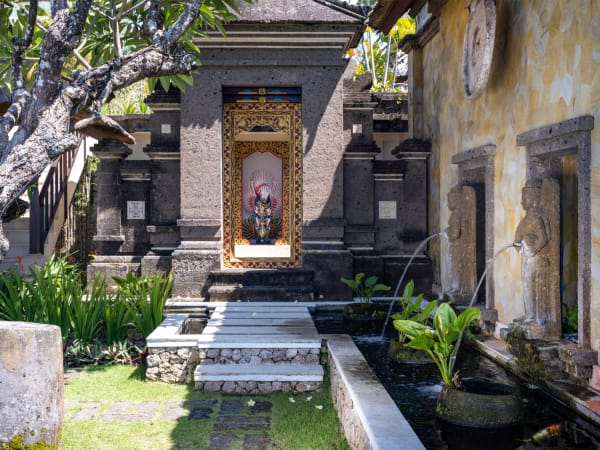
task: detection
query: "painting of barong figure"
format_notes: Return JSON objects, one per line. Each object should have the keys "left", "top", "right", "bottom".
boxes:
{"left": 241, "top": 151, "right": 283, "bottom": 245}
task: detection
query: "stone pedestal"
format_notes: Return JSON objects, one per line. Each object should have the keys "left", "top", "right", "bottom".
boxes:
{"left": 141, "top": 84, "right": 182, "bottom": 276}
{"left": 0, "top": 322, "right": 63, "bottom": 449}
{"left": 171, "top": 219, "right": 222, "bottom": 298}
{"left": 90, "top": 138, "right": 131, "bottom": 254}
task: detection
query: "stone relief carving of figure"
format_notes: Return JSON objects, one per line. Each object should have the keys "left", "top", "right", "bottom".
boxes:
{"left": 445, "top": 185, "right": 477, "bottom": 305}
{"left": 514, "top": 178, "right": 560, "bottom": 340}
{"left": 253, "top": 183, "right": 273, "bottom": 244}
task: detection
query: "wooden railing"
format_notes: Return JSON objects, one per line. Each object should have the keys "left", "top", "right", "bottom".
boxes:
{"left": 29, "top": 139, "right": 84, "bottom": 254}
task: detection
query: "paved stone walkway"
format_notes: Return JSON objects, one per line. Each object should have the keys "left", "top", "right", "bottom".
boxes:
{"left": 65, "top": 398, "right": 272, "bottom": 450}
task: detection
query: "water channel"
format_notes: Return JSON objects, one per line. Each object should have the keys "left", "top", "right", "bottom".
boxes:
{"left": 313, "top": 311, "right": 600, "bottom": 449}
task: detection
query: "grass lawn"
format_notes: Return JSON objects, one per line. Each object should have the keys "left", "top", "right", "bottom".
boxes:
{"left": 62, "top": 365, "right": 349, "bottom": 450}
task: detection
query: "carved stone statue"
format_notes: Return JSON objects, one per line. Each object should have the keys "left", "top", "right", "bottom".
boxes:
{"left": 445, "top": 185, "right": 477, "bottom": 305}
{"left": 514, "top": 178, "right": 560, "bottom": 340}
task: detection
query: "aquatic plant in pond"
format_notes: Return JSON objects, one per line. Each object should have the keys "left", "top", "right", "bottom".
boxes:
{"left": 341, "top": 272, "right": 390, "bottom": 318}
{"left": 394, "top": 303, "right": 480, "bottom": 387}
{"left": 391, "top": 280, "right": 437, "bottom": 344}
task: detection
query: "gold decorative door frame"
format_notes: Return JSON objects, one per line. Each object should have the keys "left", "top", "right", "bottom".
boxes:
{"left": 222, "top": 102, "right": 302, "bottom": 268}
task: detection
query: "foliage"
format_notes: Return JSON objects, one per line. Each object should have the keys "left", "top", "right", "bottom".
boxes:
{"left": 0, "top": 0, "right": 250, "bottom": 93}
{"left": 562, "top": 302, "right": 578, "bottom": 333}
{"left": 391, "top": 280, "right": 438, "bottom": 344}
{"left": 393, "top": 303, "right": 481, "bottom": 387}
{"left": 0, "top": 255, "right": 172, "bottom": 366}
{"left": 113, "top": 271, "right": 173, "bottom": 338}
{"left": 0, "top": 266, "right": 36, "bottom": 325}
{"left": 100, "top": 80, "right": 151, "bottom": 115}
{"left": 340, "top": 272, "right": 390, "bottom": 305}
{"left": 354, "top": 16, "right": 416, "bottom": 91}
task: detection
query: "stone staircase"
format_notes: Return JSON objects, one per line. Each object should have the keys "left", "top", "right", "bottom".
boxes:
{"left": 194, "top": 303, "right": 323, "bottom": 394}
{"left": 206, "top": 269, "right": 315, "bottom": 302}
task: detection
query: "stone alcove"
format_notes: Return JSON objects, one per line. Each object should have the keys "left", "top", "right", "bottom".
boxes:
{"left": 451, "top": 144, "right": 496, "bottom": 309}
{"left": 516, "top": 116, "right": 594, "bottom": 348}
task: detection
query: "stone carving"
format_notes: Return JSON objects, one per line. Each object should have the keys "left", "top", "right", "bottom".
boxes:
{"left": 445, "top": 185, "right": 477, "bottom": 304}
{"left": 462, "top": 0, "right": 496, "bottom": 100}
{"left": 514, "top": 178, "right": 560, "bottom": 340}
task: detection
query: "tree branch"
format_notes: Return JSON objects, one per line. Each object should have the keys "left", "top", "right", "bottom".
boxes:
{"left": 12, "top": 0, "right": 38, "bottom": 91}
{"left": 160, "top": 0, "right": 204, "bottom": 49}
{"left": 145, "top": 0, "right": 164, "bottom": 39}
{"left": 0, "top": 90, "right": 30, "bottom": 158}
{"left": 49, "top": 0, "right": 68, "bottom": 18}
{"left": 27, "top": 0, "right": 93, "bottom": 129}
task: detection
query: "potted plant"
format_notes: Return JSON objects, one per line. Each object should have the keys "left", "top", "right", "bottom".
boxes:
{"left": 394, "top": 303, "right": 521, "bottom": 428}
{"left": 340, "top": 273, "right": 390, "bottom": 320}
{"left": 389, "top": 280, "right": 438, "bottom": 362}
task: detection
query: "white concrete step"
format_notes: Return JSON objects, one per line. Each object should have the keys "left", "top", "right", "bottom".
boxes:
{"left": 213, "top": 305, "right": 310, "bottom": 312}
{"left": 202, "top": 325, "right": 318, "bottom": 335}
{"left": 208, "top": 317, "right": 316, "bottom": 327}
{"left": 196, "top": 333, "right": 321, "bottom": 349}
{"left": 195, "top": 363, "right": 323, "bottom": 383}
{"left": 210, "top": 311, "right": 311, "bottom": 320}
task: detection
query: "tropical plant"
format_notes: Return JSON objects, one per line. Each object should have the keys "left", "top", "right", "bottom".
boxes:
{"left": 354, "top": 16, "right": 416, "bottom": 91}
{"left": 69, "top": 275, "right": 109, "bottom": 345}
{"left": 0, "top": 267, "right": 33, "bottom": 321}
{"left": 341, "top": 272, "right": 390, "bottom": 306}
{"left": 114, "top": 271, "right": 173, "bottom": 338}
{"left": 391, "top": 280, "right": 438, "bottom": 344}
{"left": 103, "top": 297, "right": 133, "bottom": 344}
{"left": 393, "top": 303, "right": 481, "bottom": 387}
{"left": 27, "top": 254, "right": 83, "bottom": 339}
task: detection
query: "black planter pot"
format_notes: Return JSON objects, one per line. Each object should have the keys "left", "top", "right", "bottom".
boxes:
{"left": 436, "top": 378, "right": 521, "bottom": 428}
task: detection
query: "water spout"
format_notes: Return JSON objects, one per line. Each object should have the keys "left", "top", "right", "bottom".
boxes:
{"left": 381, "top": 232, "right": 447, "bottom": 337}
{"left": 449, "top": 242, "right": 517, "bottom": 376}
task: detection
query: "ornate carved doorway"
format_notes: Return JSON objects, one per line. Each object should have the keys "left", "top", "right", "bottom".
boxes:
{"left": 222, "top": 88, "right": 302, "bottom": 268}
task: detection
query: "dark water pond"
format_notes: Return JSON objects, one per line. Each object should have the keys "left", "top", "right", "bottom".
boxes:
{"left": 313, "top": 311, "right": 600, "bottom": 450}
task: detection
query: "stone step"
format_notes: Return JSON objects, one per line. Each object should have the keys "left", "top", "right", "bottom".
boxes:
{"left": 208, "top": 318, "right": 316, "bottom": 327}
{"left": 210, "top": 311, "right": 311, "bottom": 320}
{"left": 209, "top": 269, "right": 314, "bottom": 286}
{"left": 212, "top": 305, "right": 310, "bottom": 312}
{"left": 207, "top": 285, "right": 314, "bottom": 302}
{"left": 195, "top": 363, "right": 324, "bottom": 383}
{"left": 196, "top": 333, "right": 321, "bottom": 349}
{"left": 202, "top": 326, "right": 318, "bottom": 335}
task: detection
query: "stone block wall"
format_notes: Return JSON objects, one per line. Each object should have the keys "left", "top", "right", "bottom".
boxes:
{"left": 195, "top": 380, "right": 322, "bottom": 395}
{"left": 146, "top": 346, "right": 320, "bottom": 384}
{"left": 146, "top": 346, "right": 199, "bottom": 384}
{"left": 327, "top": 350, "right": 370, "bottom": 450}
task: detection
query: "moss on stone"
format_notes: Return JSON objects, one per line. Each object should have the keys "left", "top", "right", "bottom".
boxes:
{"left": 1, "top": 432, "right": 59, "bottom": 450}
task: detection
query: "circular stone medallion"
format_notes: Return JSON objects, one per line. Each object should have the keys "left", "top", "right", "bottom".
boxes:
{"left": 462, "top": 0, "right": 496, "bottom": 100}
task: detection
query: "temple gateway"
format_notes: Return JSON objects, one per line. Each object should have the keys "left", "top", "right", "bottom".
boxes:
{"left": 87, "top": 0, "right": 430, "bottom": 301}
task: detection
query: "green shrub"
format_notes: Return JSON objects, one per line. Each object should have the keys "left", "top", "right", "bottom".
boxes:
{"left": 114, "top": 271, "right": 173, "bottom": 339}
{"left": 0, "top": 268, "right": 33, "bottom": 321}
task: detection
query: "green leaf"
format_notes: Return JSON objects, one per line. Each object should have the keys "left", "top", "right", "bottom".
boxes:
{"left": 454, "top": 307, "right": 481, "bottom": 334}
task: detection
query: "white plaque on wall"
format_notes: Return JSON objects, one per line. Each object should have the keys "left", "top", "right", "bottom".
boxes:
{"left": 352, "top": 123, "right": 363, "bottom": 135}
{"left": 379, "top": 201, "right": 397, "bottom": 220}
{"left": 127, "top": 201, "right": 145, "bottom": 220}
{"left": 161, "top": 123, "right": 171, "bottom": 134}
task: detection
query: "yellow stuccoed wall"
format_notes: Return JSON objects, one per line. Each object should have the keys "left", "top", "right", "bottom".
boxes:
{"left": 422, "top": 0, "right": 600, "bottom": 351}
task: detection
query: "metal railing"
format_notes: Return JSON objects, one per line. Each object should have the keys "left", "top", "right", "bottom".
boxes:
{"left": 29, "top": 138, "right": 84, "bottom": 254}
